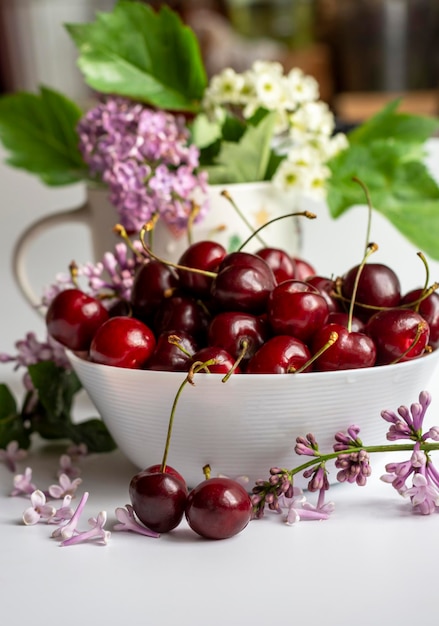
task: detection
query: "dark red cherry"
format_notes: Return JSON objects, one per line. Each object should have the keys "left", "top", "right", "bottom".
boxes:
{"left": 327, "top": 311, "right": 365, "bottom": 333}
{"left": 185, "top": 477, "right": 252, "bottom": 540}
{"left": 400, "top": 288, "right": 439, "bottom": 349}
{"left": 311, "top": 323, "right": 377, "bottom": 371}
{"left": 177, "top": 240, "right": 226, "bottom": 297}
{"left": 146, "top": 329, "right": 198, "bottom": 371}
{"left": 267, "top": 280, "right": 329, "bottom": 343}
{"left": 89, "top": 316, "right": 156, "bottom": 369}
{"left": 255, "top": 247, "right": 296, "bottom": 284}
{"left": 210, "top": 251, "right": 276, "bottom": 314}
{"left": 129, "top": 470, "right": 188, "bottom": 533}
{"left": 46, "top": 288, "right": 109, "bottom": 351}
{"left": 246, "top": 335, "right": 312, "bottom": 373}
{"left": 189, "top": 346, "right": 241, "bottom": 374}
{"left": 366, "top": 308, "right": 430, "bottom": 365}
{"left": 341, "top": 263, "right": 401, "bottom": 322}
{"left": 130, "top": 260, "right": 178, "bottom": 324}
{"left": 144, "top": 464, "right": 187, "bottom": 490}
{"left": 306, "top": 275, "right": 341, "bottom": 314}
{"left": 292, "top": 257, "right": 316, "bottom": 281}
{"left": 154, "top": 295, "right": 210, "bottom": 343}
{"left": 208, "top": 311, "right": 269, "bottom": 367}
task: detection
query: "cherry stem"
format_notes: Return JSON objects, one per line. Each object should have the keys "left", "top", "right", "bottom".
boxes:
{"left": 237, "top": 210, "right": 316, "bottom": 253}
{"left": 69, "top": 261, "right": 80, "bottom": 288}
{"left": 160, "top": 359, "right": 218, "bottom": 473}
{"left": 417, "top": 251, "right": 431, "bottom": 310}
{"left": 221, "top": 339, "right": 249, "bottom": 382}
{"left": 203, "top": 464, "right": 211, "bottom": 480}
{"left": 221, "top": 189, "right": 268, "bottom": 248}
{"left": 347, "top": 242, "right": 378, "bottom": 332}
{"left": 352, "top": 176, "right": 373, "bottom": 257}
{"left": 167, "top": 335, "right": 193, "bottom": 359}
{"left": 291, "top": 331, "right": 339, "bottom": 374}
{"left": 389, "top": 321, "right": 429, "bottom": 365}
{"left": 186, "top": 203, "right": 201, "bottom": 247}
{"left": 139, "top": 226, "right": 217, "bottom": 278}
{"left": 113, "top": 223, "right": 145, "bottom": 259}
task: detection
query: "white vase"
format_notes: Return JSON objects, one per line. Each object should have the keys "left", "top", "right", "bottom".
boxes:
{"left": 13, "top": 181, "right": 302, "bottom": 307}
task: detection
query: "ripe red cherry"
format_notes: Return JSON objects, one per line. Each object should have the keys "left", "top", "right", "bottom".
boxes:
{"left": 129, "top": 470, "right": 188, "bottom": 533}
{"left": 246, "top": 335, "right": 312, "bottom": 373}
{"left": 89, "top": 316, "right": 156, "bottom": 368}
{"left": 177, "top": 240, "right": 226, "bottom": 297}
{"left": 153, "top": 295, "right": 210, "bottom": 343}
{"left": 210, "top": 251, "right": 276, "bottom": 314}
{"left": 189, "top": 346, "right": 241, "bottom": 374}
{"left": 130, "top": 260, "right": 178, "bottom": 324}
{"left": 185, "top": 477, "right": 252, "bottom": 540}
{"left": 311, "top": 322, "right": 377, "bottom": 371}
{"left": 341, "top": 263, "right": 401, "bottom": 321}
{"left": 144, "top": 464, "right": 187, "bottom": 490}
{"left": 292, "top": 257, "right": 316, "bottom": 281}
{"left": 306, "top": 275, "right": 341, "bottom": 314}
{"left": 146, "top": 329, "right": 198, "bottom": 371}
{"left": 267, "top": 280, "right": 329, "bottom": 343}
{"left": 400, "top": 288, "right": 439, "bottom": 349}
{"left": 255, "top": 247, "right": 296, "bottom": 284}
{"left": 327, "top": 311, "right": 365, "bottom": 333}
{"left": 208, "top": 311, "right": 269, "bottom": 367}
{"left": 366, "top": 308, "right": 430, "bottom": 365}
{"left": 46, "top": 288, "right": 109, "bottom": 351}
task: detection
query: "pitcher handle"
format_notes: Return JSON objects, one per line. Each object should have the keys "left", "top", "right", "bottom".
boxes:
{"left": 12, "top": 200, "right": 90, "bottom": 311}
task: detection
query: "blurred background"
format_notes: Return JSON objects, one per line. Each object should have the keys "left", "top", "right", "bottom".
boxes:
{"left": 0, "top": 0, "right": 438, "bottom": 124}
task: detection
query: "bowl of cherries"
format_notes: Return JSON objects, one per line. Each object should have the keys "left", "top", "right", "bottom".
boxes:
{"left": 48, "top": 237, "right": 439, "bottom": 500}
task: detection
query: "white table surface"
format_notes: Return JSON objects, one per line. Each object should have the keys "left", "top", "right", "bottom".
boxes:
{"left": 1, "top": 142, "right": 439, "bottom": 626}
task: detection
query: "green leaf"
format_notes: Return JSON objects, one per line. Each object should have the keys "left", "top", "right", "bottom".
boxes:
{"left": 0, "top": 384, "right": 31, "bottom": 449}
{"left": 0, "top": 86, "right": 85, "bottom": 185}
{"left": 327, "top": 140, "right": 439, "bottom": 259}
{"left": 28, "top": 361, "right": 82, "bottom": 424}
{"left": 66, "top": 1, "right": 207, "bottom": 112}
{"left": 69, "top": 419, "right": 116, "bottom": 453}
{"left": 203, "top": 112, "right": 277, "bottom": 184}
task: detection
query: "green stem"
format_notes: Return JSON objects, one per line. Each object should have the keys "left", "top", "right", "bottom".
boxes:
{"left": 237, "top": 210, "right": 316, "bottom": 253}
{"left": 288, "top": 441, "right": 439, "bottom": 480}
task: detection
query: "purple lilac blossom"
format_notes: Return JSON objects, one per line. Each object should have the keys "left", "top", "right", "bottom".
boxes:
{"left": 77, "top": 97, "right": 210, "bottom": 233}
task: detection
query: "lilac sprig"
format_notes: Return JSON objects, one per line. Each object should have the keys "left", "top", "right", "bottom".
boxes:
{"left": 77, "top": 96, "right": 209, "bottom": 234}
{"left": 252, "top": 390, "right": 439, "bottom": 522}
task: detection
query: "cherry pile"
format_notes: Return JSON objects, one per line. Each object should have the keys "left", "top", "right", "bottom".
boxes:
{"left": 46, "top": 240, "right": 438, "bottom": 374}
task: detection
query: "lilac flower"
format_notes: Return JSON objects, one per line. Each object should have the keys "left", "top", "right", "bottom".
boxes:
{"left": 51, "top": 491, "right": 89, "bottom": 540}
{"left": 66, "top": 443, "right": 88, "bottom": 460}
{"left": 381, "top": 391, "right": 432, "bottom": 441}
{"left": 335, "top": 449, "right": 372, "bottom": 486}
{"left": 333, "top": 425, "right": 362, "bottom": 451}
{"left": 10, "top": 467, "right": 37, "bottom": 497}
{"left": 295, "top": 433, "right": 319, "bottom": 456}
{"left": 0, "top": 441, "right": 28, "bottom": 472}
{"left": 57, "top": 455, "right": 81, "bottom": 480}
{"left": 77, "top": 96, "right": 209, "bottom": 233}
{"left": 277, "top": 488, "right": 334, "bottom": 524}
{"left": 60, "top": 511, "right": 111, "bottom": 547}
{"left": 403, "top": 473, "right": 439, "bottom": 515}
{"left": 50, "top": 495, "right": 75, "bottom": 525}
{"left": 22, "top": 490, "right": 56, "bottom": 525}
{"left": 113, "top": 505, "right": 160, "bottom": 538}
{"left": 48, "top": 473, "right": 82, "bottom": 499}
{"left": 0, "top": 332, "right": 71, "bottom": 376}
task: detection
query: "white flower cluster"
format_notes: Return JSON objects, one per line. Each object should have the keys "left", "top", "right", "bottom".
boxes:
{"left": 202, "top": 61, "right": 349, "bottom": 199}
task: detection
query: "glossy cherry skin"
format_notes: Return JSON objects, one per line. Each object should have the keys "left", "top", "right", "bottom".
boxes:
{"left": 154, "top": 295, "right": 210, "bottom": 343}
{"left": 341, "top": 263, "right": 401, "bottom": 322}
{"left": 311, "top": 323, "right": 377, "bottom": 371}
{"left": 146, "top": 329, "right": 198, "bottom": 371}
{"left": 46, "top": 288, "right": 109, "bottom": 351}
{"left": 267, "top": 280, "right": 329, "bottom": 343}
{"left": 177, "top": 240, "right": 226, "bottom": 297}
{"left": 144, "top": 464, "right": 187, "bottom": 490}
{"left": 327, "top": 311, "right": 365, "bottom": 333}
{"left": 185, "top": 477, "right": 252, "bottom": 540}
{"left": 292, "top": 257, "right": 316, "bottom": 281}
{"left": 306, "top": 276, "right": 341, "bottom": 314}
{"left": 366, "top": 309, "right": 430, "bottom": 365}
{"left": 130, "top": 260, "right": 178, "bottom": 324}
{"left": 210, "top": 251, "right": 276, "bottom": 314}
{"left": 400, "top": 288, "right": 439, "bottom": 348}
{"left": 208, "top": 311, "right": 269, "bottom": 367}
{"left": 255, "top": 247, "right": 296, "bottom": 284}
{"left": 129, "top": 470, "right": 188, "bottom": 533}
{"left": 89, "top": 316, "right": 156, "bottom": 369}
{"left": 189, "top": 346, "right": 241, "bottom": 374}
{"left": 246, "top": 335, "right": 312, "bottom": 373}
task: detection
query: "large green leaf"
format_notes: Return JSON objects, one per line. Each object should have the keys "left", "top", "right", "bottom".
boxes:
{"left": 66, "top": 1, "right": 207, "bottom": 112}
{"left": 0, "top": 86, "right": 85, "bottom": 185}
{"left": 203, "top": 112, "right": 277, "bottom": 184}
{"left": 327, "top": 139, "right": 439, "bottom": 259}
{"left": 0, "top": 384, "right": 31, "bottom": 449}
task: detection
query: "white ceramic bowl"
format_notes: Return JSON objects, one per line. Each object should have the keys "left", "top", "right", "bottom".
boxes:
{"left": 68, "top": 350, "right": 439, "bottom": 489}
